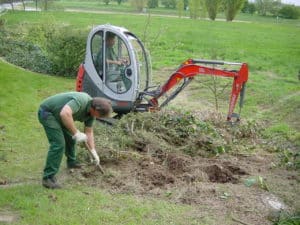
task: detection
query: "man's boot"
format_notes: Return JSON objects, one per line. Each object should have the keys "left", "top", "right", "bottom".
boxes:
{"left": 42, "top": 176, "right": 62, "bottom": 189}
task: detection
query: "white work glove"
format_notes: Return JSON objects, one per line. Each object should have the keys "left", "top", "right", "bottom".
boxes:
{"left": 90, "top": 148, "right": 100, "bottom": 165}
{"left": 72, "top": 130, "right": 87, "bottom": 143}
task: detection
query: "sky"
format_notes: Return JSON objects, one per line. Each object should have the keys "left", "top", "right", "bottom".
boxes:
{"left": 249, "top": 0, "right": 300, "bottom": 6}
{"left": 281, "top": 0, "right": 300, "bottom": 5}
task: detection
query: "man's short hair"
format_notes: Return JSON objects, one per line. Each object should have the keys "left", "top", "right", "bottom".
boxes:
{"left": 106, "top": 32, "right": 116, "bottom": 40}
{"left": 92, "top": 97, "right": 112, "bottom": 118}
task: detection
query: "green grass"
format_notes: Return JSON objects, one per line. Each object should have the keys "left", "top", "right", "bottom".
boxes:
{"left": 0, "top": 60, "right": 74, "bottom": 180}
{"left": 0, "top": 184, "right": 195, "bottom": 225}
{"left": 0, "top": 9, "right": 299, "bottom": 224}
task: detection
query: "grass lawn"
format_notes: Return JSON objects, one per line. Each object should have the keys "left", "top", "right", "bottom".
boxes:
{"left": 0, "top": 9, "right": 299, "bottom": 224}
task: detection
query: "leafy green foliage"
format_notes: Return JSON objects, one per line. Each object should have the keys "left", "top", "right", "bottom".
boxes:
{"left": 161, "top": 0, "right": 176, "bottom": 9}
{"left": 0, "top": 21, "right": 86, "bottom": 77}
{"left": 241, "top": 1, "right": 256, "bottom": 14}
{"left": 176, "top": 0, "right": 184, "bottom": 17}
{"left": 273, "top": 212, "right": 300, "bottom": 225}
{"left": 130, "top": 0, "right": 147, "bottom": 12}
{"left": 279, "top": 5, "right": 300, "bottom": 19}
{"left": 93, "top": 110, "right": 264, "bottom": 159}
{"left": 189, "top": 0, "right": 201, "bottom": 19}
{"left": 0, "top": 28, "right": 52, "bottom": 74}
{"left": 255, "top": 0, "right": 274, "bottom": 16}
{"left": 205, "top": 0, "right": 221, "bottom": 20}
{"left": 223, "top": 0, "right": 245, "bottom": 21}
{"left": 45, "top": 26, "right": 86, "bottom": 77}
{"left": 147, "top": 0, "right": 158, "bottom": 8}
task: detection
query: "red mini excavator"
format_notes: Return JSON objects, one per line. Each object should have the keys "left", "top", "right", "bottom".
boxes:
{"left": 76, "top": 24, "right": 249, "bottom": 121}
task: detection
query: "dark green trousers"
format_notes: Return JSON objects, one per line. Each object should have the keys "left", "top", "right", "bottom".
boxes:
{"left": 38, "top": 108, "right": 77, "bottom": 179}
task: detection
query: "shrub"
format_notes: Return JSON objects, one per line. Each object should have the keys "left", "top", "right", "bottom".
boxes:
{"left": 241, "top": 1, "right": 256, "bottom": 14}
{"left": 279, "top": 5, "right": 300, "bottom": 19}
{"left": 147, "top": 0, "right": 158, "bottom": 8}
{"left": 223, "top": 0, "right": 245, "bottom": 21}
{"left": 0, "top": 28, "right": 52, "bottom": 74}
{"left": 5, "top": 41, "right": 53, "bottom": 74}
{"left": 205, "top": 0, "right": 221, "bottom": 20}
{"left": 161, "top": 0, "right": 176, "bottom": 9}
{"left": 131, "top": 0, "right": 147, "bottom": 12}
{"left": 45, "top": 27, "right": 86, "bottom": 77}
{"left": 0, "top": 23, "right": 86, "bottom": 77}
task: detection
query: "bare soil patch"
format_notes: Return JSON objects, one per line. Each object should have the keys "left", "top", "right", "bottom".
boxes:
{"left": 65, "top": 150, "right": 299, "bottom": 225}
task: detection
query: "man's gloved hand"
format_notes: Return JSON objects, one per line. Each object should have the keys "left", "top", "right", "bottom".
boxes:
{"left": 72, "top": 130, "right": 87, "bottom": 143}
{"left": 90, "top": 148, "right": 100, "bottom": 165}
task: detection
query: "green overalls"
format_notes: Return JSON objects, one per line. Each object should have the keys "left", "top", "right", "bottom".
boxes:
{"left": 37, "top": 92, "right": 95, "bottom": 179}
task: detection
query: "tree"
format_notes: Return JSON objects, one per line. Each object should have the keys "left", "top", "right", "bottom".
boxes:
{"left": 205, "top": 0, "right": 221, "bottom": 20}
{"left": 269, "top": 0, "right": 281, "bottom": 16}
{"left": 199, "top": 0, "right": 207, "bottom": 18}
{"left": 9, "top": 0, "right": 14, "bottom": 11}
{"left": 20, "top": 0, "right": 25, "bottom": 10}
{"left": 189, "top": 0, "right": 201, "bottom": 19}
{"left": 279, "top": 4, "right": 299, "bottom": 19}
{"left": 184, "top": 0, "right": 188, "bottom": 10}
{"left": 148, "top": 0, "right": 158, "bottom": 8}
{"left": 103, "top": 0, "right": 110, "bottom": 5}
{"left": 177, "top": 0, "right": 184, "bottom": 17}
{"left": 40, "top": 0, "right": 56, "bottom": 11}
{"left": 241, "top": 1, "right": 256, "bottom": 14}
{"left": 255, "top": 0, "right": 273, "bottom": 16}
{"left": 161, "top": 0, "right": 176, "bottom": 8}
{"left": 223, "top": 0, "right": 245, "bottom": 21}
{"left": 131, "top": 0, "right": 147, "bottom": 12}
{"left": 116, "top": 0, "right": 123, "bottom": 5}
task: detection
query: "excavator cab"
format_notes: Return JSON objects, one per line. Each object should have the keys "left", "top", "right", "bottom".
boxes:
{"left": 76, "top": 24, "right": 151, "bottom": 114}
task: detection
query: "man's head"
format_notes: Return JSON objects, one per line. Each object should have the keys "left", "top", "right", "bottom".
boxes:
{"left": 91, "top": 97, "right": 112, "bottom": 118}
{"left": 106, "top": 32, "right": 116, "bottom": 47}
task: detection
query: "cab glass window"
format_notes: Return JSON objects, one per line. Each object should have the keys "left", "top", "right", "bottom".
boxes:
{"left": 105, "top": 32, "right": 131, "bottom": 94}
{"left": 91, "top": 31, "right": 104, "bottom": 79}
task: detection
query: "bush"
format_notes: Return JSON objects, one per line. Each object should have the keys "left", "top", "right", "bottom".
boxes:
{"left": 0, "top": 23, "right": 86, "bottom": 77}
{"left": 223, "top": 0, "right": 245, "bottom": 21}
{"left": 0, "top": 28, "right": 52, "bottom": 74}
{"left": 161, "top": 0, "right": 176, "bottom": 9}
{"left": 241, "top": 1, "right": 256, "bottom": 14}
{"left": 279, "top": 5, "right": 300, "bottom": 19}
{"left": 45, "top": 27, "right": 86, "bottom": 77}
{"left": 5, "top": 41, "right": 53, "bottom": 74}
{"left": 147, "top": 0, "right": 158, "bottom": 8}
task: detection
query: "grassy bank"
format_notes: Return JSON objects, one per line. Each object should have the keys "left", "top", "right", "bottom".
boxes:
{"left": 0, "top": 10, "right": 299, "bottom": 224}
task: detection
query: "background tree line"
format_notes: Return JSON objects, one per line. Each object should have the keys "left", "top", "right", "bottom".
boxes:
{"left": 1, "top": 0, "right": 299, "bottom": 20}
{"left": 131, "top": 0, "right": 299, "bottom": 20}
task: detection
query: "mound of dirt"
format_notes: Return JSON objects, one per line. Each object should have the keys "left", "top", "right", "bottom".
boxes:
{"left": 66, "top": 111, "right": 299, "bottom": 224}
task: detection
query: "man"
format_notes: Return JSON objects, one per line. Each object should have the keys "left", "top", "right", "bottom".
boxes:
{"left": 38, "top": 92, "right": 112, "bottom": 189}
{"left": 95, "top": 32, "right": 124, "bottom": 76}
{"left": 105, "top": 32, "right": 128, "bottom": 67}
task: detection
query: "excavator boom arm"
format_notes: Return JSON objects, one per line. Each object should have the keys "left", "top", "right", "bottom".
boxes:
{"left": 145, "top": 59, "right": 249, "bottom": 121}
